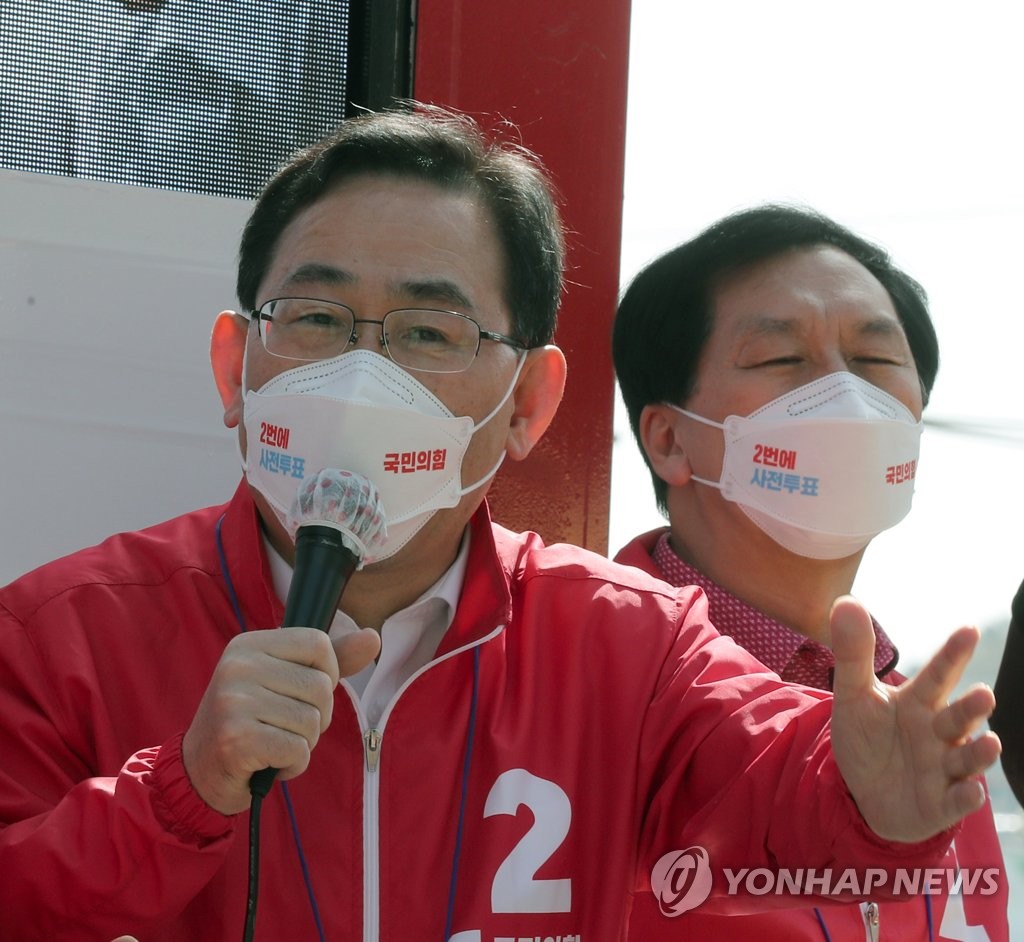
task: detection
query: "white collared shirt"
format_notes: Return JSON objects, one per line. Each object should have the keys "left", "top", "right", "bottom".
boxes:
{"left": 265, "top": 532, "right": 470, "bottom": 726}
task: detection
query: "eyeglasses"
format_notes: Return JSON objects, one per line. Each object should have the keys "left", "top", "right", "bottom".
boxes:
{"left": 243, "top": 298, "right": 526, "bottom": 374}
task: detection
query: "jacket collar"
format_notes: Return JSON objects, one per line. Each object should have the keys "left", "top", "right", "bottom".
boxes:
{"left": 223, "top": 483, "right": 519, "bottom": 652}
{"left": 436, "top": 501, "right": 525, "bottom": 655}
{"left": 613, "top": 527, "right": 666, "bottom": 579}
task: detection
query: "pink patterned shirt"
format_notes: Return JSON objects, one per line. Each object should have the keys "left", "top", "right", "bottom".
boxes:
{"left": 652, "top": 531, "right": 899, "bottom": 689}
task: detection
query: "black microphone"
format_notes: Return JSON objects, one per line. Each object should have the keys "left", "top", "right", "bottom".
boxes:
{"left": 281, "top": 526, "right": 356, "bottom": 631}
{"left": 249, "top": 468, "right": 386, "bottom": 798}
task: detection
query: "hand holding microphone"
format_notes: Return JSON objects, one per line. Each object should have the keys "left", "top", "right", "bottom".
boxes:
{"left": 250, "top": 470, "right": 387, "bottom": 797}
{"left": 182, "top": 470, "right": 386, "bottom": 815}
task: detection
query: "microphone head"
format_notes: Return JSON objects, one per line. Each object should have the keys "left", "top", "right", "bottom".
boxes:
{"left": 287, "top": 469, "right": 387, "bottom": 565}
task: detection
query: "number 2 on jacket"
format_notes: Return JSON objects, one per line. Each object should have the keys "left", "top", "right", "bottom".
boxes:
{"left": 485, "top": 768, "right": 572, "bottom": 914}
{"left": 449, "top": 769, "right": 573, "bottom": 942}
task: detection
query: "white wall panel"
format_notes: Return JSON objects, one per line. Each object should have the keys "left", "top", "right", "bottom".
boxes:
{"left": 0, "top": 171, "right": 251, "bottom": 583}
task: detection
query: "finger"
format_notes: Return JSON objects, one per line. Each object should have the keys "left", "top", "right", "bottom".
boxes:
{"left": 933, "top": 684, "right": 996, "bottom": 743}
{"left": 261, "top": 627, "right": 341, "bottom": 685}
{"left": 946, "top": 778, "right": 988, "bottom": 820}
{"left": 943, "top": 731, "right": 1002, "bottom": 781}
{"left": 249, "top": 722, "right": 314, "bottom": 781}
{"left": 183, "top": 696, "right": 317, "bottom": 813}
{"left": 829, "top": 596, "right": 877, "bottom": 701}
{"left": 255, "top": 657, "right": 337, "bottom": 730}
{"left": 903, "top": 625, "right": 980, "bottom": 710}
{"left": 224, "top": 628, "right": 340, "bottom": 686}
{"left": 335, "top": 628, "right": 381, "bottom": 677}
{"left": 255, "top": 684, "right": 332, "bottom": 745}
{"left": 197, "top": 679, "right": 326, "bottom": 774}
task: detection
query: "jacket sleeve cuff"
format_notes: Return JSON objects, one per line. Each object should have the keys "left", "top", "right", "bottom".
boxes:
{"left": 818, "top": 745, "right": 960, "bottom": 867}
{"left": 139, "top": 731, "right": 237, "bottom": 848}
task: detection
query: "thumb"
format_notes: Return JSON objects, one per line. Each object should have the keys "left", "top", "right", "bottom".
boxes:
{"left": 830, "top": 595, "right": 878, "bottom": 702}
{"left": 334, "top": 627, "right": 381, "bottom": 678}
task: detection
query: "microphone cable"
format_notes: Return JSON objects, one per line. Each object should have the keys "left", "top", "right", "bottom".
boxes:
{"left": 243, "top": 784, "right": 269, "bottom": 942}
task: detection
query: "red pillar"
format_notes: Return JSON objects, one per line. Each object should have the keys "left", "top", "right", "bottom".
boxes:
{"left": 413, "top": 0, "right": 631, "bottom": 552}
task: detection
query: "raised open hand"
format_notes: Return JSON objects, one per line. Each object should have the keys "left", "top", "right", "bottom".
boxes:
{"left": 829, "top": 595, "right": 1001, "bottom": 842}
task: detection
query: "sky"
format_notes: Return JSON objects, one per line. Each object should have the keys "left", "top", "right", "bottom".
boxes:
{"left": 609, "top": 0, "right": 1024, "bottom": 671}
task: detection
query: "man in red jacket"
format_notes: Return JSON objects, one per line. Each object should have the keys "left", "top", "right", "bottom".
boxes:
{"left": 613, "top": 204, "right": 1009, "bottom": 940}
{"left": 0, "top": 110, "right": 1002, "bottom": 941}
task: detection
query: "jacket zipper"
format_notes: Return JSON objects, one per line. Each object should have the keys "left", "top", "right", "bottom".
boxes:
{"left": 352, "top": 623, "right": 505, "bottom": 940}
{"left": 363, "top": 726, "right": 382, "bottom": 942}
{"left": 364, "top": 728, "right": 382, "bottom": 772}
{"left": 863, "top": 901, "right": 879, "bottom": 942}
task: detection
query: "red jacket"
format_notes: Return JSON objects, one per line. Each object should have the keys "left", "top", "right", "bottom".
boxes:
{"left": 0, "top": 484, "right": 956, "bottom": 941}
{"left": 616, "top": 529, "right": 1009, "bottom": 942}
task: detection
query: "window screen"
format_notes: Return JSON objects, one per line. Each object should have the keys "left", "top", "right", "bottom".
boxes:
{"left": 0, "top": 1, "right": 410, "bottom": 199}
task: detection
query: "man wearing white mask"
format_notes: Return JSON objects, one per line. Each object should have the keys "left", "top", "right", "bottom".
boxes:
{"left": 613, "top": 204, "right": 1008, "bottom": 940}
{"left": 0, "top": 115, "right": 1002, "bottom": 940}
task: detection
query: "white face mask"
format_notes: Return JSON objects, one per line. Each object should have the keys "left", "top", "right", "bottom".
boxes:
{"left": 241, "top": 348, "right": 525, "bottom": 563}
{"left": 668, "top": 371, "right": 923, "bottom": 560}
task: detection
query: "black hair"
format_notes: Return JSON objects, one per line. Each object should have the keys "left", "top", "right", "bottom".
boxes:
{"left": 237, "top": 104, "right": 565, "bottom": 347}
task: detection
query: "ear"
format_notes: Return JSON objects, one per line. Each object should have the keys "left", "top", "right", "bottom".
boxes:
{"left": 210, "top": 311, "right": 248, "bottom": 429}
{"left": 505, "top": 345, "right": 567, "bottom": 461}
{"left": 639, "top": 403, "right": 694, "bottom": 486}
